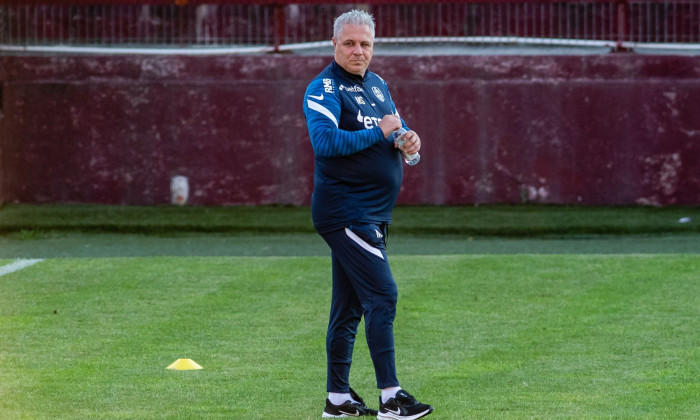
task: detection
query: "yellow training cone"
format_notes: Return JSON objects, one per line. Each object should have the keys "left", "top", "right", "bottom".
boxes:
{"left": 166, "top": 358, "right": 203, "bottom": 370}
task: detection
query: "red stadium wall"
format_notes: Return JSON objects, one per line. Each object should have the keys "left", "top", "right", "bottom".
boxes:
{"left": 1, "top": 53, "right": 698, "bottom": 206}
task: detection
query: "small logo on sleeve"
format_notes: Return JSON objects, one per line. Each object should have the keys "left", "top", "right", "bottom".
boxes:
{"left": 323, "top": 78, "right": 334, "bottom": 93}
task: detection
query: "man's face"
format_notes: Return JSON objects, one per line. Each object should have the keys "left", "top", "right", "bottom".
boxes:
{"left": 333, "top": 23, "right": 374, "bottom": 76}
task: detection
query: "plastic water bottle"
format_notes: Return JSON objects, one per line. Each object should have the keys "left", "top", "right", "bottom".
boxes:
{"left": 392, "top": 127, "right": 420, "bottom": 166}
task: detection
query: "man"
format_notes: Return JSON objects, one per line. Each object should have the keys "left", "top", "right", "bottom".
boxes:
{"left": 302, "top": 9, "right": 434, "bottom": 420}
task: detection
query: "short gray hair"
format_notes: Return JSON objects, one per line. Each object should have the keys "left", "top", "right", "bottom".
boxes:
{"left": 333, "top": 9, "right": 375, "bottom": 39}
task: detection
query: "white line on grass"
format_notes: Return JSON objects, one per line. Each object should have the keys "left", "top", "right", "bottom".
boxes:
{"left": 0, "top": 259, "right": 44, "bottom": 277}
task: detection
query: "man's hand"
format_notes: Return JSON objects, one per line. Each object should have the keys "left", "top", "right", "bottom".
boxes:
{"left": 379, "top": 114, "right": 402, "bottom": 138}
{"left": 396, "top": 130, "right": 421, "bottom": 155}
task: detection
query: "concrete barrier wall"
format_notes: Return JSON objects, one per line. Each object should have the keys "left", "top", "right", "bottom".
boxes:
{"left": 1, "top": 54, "right": 698, "bottom": 206}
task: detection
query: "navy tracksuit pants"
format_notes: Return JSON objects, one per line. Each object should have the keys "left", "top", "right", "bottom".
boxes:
{"left": 321, "top": 223, "right": 400, "bottom": 392}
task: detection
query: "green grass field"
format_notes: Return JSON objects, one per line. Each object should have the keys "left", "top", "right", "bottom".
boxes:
{"left": 1, "top": 205, "right": 699, "bottom": 419}
{"left": 2, "top": 256, "right": 699, "bottom": 419}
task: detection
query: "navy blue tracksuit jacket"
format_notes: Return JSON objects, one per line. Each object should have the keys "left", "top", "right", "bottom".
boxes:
{"left": 303, "top": 60, "right": 408, "bottom": 234}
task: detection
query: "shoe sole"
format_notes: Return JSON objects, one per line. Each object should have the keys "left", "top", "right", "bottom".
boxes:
{"left": 322, "top": 412, "right": 367, "bottom": 418}
{"left": 377, "top": 407, "right": 433, "bottom": 420}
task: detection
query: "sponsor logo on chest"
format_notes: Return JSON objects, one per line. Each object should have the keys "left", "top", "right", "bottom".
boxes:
{"left": 339, "top": 84, "right": 364, "bottom": 93}
{"left": 356, "top": 109, "right": 383, "bottom": 129}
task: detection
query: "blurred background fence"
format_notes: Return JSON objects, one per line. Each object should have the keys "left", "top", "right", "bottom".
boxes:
{"left": 2, "top": 1, "right": 699, "bottom": 206}
{"left": 1, "top": 1, "right": 699, "bottom": 53}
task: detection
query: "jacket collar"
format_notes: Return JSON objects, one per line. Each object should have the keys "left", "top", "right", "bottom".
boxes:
{"left": 331, "top": 60, "right": 368, "bottom": 84}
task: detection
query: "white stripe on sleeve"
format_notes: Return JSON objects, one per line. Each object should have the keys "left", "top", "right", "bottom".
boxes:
{"left": 307, "top": 99, "right": 339, "bottom": 128}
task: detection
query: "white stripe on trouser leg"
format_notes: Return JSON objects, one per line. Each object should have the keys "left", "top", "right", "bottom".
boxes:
{"left": 345, "top": 228, "right": 384, "bottom": 260}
